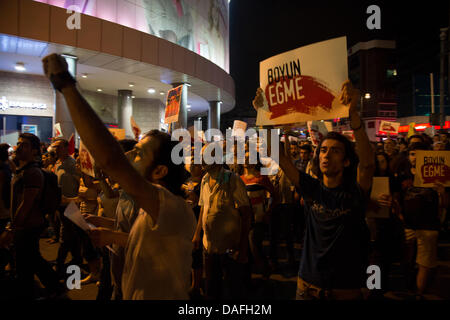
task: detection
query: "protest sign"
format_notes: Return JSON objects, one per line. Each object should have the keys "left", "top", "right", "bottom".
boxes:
{"left": 413, "top": 150, "right": 450, "bottom": 187}
{"left": 165, "top": 85, "right": 184, "bottom": 124}
{"left": 54, "top": 123, "right": 63, "bottom": 137}
{"left": 379, "top": 121, "right": 400, "bottom": 134}
{"left": 109, "top": 128, "right": 126, "bottom": 140}
{"left": 366, "top": 177, "right": 390, "bottom": 218}
{"left": 79, "top": 141, "right": 95, "bottom": 177}
{"left": 232, "top": 120, "right": 247, "bottom": 137}
{"left": 307, "top": 121, "right": 329, "bottom": 146}
{"left": 257, "top": 36, "right": 349, "bottom": 126}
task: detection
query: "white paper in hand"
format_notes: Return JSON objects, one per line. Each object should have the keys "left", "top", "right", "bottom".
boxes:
{"left": 366, "top": 177, "right": 390, "bottom": 219}
{"left": 63, "top": 201, "right": 92, "bottom": 232}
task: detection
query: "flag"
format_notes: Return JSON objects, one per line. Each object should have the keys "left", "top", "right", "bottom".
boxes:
{"left": 68, "top": 133, "right": 75, "bottom": 156}
{"left": 407, "top": 122, "right": 416, "bottom": 138}
{"left": 130, "top": 116, "right": 141, "bottom": 140}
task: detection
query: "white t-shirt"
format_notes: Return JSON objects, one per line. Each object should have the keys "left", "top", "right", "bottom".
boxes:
{"left": 198, "top": 168, "right": 250, "bottom": 253}
{"left": 121, "top": 184, "right": 196, "bottom": 300}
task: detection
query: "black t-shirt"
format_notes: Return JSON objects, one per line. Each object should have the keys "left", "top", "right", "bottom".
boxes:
{"left": 12, "top": 161, "right": 44, "bottom": 229}
{"left": 297, "top": 171, "right": 369, "bottom": 289}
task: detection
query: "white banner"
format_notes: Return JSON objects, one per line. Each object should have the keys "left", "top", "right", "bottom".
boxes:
{"left": 257, "top": 37, "right": 349, "bottom": 126}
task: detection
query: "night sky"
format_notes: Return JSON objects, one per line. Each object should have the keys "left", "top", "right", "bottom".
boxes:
{"left": 225, "top": 0, "right": 450, "bottom": 128}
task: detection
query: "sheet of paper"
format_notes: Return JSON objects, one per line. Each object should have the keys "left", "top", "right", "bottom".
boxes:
{"left": 366, "top": 177, "right": 390, "bottom": 219}
{"left": 64, "top": 201, "right": 92, "bottom": 232}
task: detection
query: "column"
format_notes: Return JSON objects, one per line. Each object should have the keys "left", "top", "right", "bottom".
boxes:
{"left": 208, "top": 101, "right": 221, "bottom": 131}
{"left": 118, "top": 90, "right": 134, "bottom": 138}
{"left": 55, "top": 54, "right": 77, "bottom": 145}
{"left": 171, "top": 83, "right": 188, "bottom": 130}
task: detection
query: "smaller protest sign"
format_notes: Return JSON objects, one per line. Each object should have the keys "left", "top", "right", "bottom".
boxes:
{"left": 79, "top": 141, "right": 96, "bottom": 177}
{"left": 54, "top": 123, "right": 63, "bottom": 138}
{"left": 379, "top": 121, "right": 400, "bottom": 134}
{"left": 413, "top": 150, "right": 450, "bottom": 187}
{"left": 165, "top": 85, "right": 183, "bottom": 124}
{"left": 307, "top": 121, "right": 329, "bottom": 146}
{"left": 366, "top": 177, "right": 390, "bottom": 218}
{"left": 232, "top": 120, "right": 247, "bottom": 137}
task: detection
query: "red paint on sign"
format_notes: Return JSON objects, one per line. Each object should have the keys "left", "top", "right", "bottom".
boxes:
{"left": 265, "top": 75, "right": 335, "bottom": 119}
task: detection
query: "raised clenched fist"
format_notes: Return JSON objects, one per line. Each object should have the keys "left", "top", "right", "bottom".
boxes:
{"left": 252, "top": 87, "right": 265, "bottom": 111}
{"left": 42, "top": 53, "right": 69, "bottom": 78}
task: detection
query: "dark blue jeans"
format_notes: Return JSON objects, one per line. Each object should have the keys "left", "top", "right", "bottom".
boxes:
{"left": 14, "top": 226, "right": 61, "bottom": 299}
{"left": 203, "top": 251, "right": 245, "bottom": 300}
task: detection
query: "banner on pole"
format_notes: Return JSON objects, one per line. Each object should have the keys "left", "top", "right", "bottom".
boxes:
{"left": 165, "top": 85, "right": 184, "bottom": 124}
{"left": 79, "top": 141, "right": 96, "bottom": 177}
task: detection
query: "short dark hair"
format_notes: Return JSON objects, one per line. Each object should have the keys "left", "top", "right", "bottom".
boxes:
{"left": 408, "top": 142, "right": 428, "bottom": 152}
{"left": 299, "top": 144, "right": 312, "bottom": 153}
{"left": 0, "top": 143, "right": 10, "bottom": 162}
{"left": 407, "top": 134, "right": 425, "bottom": 145}
{"left": 118, "top": 139, "right": 138, "bottom": 153}
{"left": 53, "top": 138, "right": 69, "bottom": 148}
{"left": 19, "top": 133, "right": 41, "bottom": 156}
{"left": 312, "top": 132, "right": 359, "bottom": 185}
{"left": 143, "top": 130, "right": 189, "bottom": 197}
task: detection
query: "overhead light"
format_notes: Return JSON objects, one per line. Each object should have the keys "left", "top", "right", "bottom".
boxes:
{"left": 97, "top": 88, "right": 103, "bottom": 92}
{"left": 160, "top": 91, "right": 165, "bottom": 95}
{"left": 364, "top": 93, "right": 371, "bottom": 99}
{"left": 131, "top": 96, "right": 135, "bottom": 99}
{"left": 148, "top": 88, "right": 155, "bottom": 94}
{"left": 81, "top": 73, "right": 88, "bottom": 78}
{"left": 129, "top": 82, "right": 134, "bottom": 87}
{"left": 15, "top": 62, "right": 26, "bottom": 72}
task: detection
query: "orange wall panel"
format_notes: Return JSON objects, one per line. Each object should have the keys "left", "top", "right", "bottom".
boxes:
{"left": 101, "top": 20, "right": 123, "bottom": 56}
{"left": 184, "top": 50, "right": 196, "bottom": 77}
{"left": 76, "top": 14, "right": 101, "bottom": 52}
{"left": 158, "top": 38, "right": 173, "bottom": 70}
{"left": 123, "top": 27, "right": 142, "bottom": 61}
{"left": 141, "top": 33, "right": 158, "bottom": 65}
{"left": 172, "top": 45, "right": 186, "bottom": 74}
{"left": 49, "top": 6, "right": 76, "bottom": 46}
{"left": 19, "top": 0, "right": 50, "bottom": 42}
{"left": 0, "top": 0, "right": 19, "bottom": 36}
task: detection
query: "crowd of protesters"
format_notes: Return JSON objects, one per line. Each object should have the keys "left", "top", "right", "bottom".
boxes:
{"left": 0, "top": 54, "right": 449, "bottom": 300}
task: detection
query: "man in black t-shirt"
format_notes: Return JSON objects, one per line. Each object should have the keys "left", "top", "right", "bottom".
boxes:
{"left": 1, "top": 133, "right": 63, "bottom": 299}
{"left": 253, "top": 81, "right": 375, "bottom": 300}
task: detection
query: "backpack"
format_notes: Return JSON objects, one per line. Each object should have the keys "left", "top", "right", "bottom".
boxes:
{"left": 40, "top": 169, "right": 62, "bottom": 217}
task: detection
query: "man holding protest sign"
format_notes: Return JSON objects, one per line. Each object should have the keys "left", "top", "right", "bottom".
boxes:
{"left": 393, "top": 142, "right": 447, "bottom": 299}
{"left": 253, "top": 80, "right": 375, "bottom": 300}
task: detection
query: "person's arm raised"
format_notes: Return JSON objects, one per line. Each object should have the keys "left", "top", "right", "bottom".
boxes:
{"left": 252, "top": 88, "right": 300, "bottom": 188}
{"left": 340, "top": 81, "right": 375, "bottom": 193}
{"left": 42, "top": 54, "right": 160, "bottom": 223}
